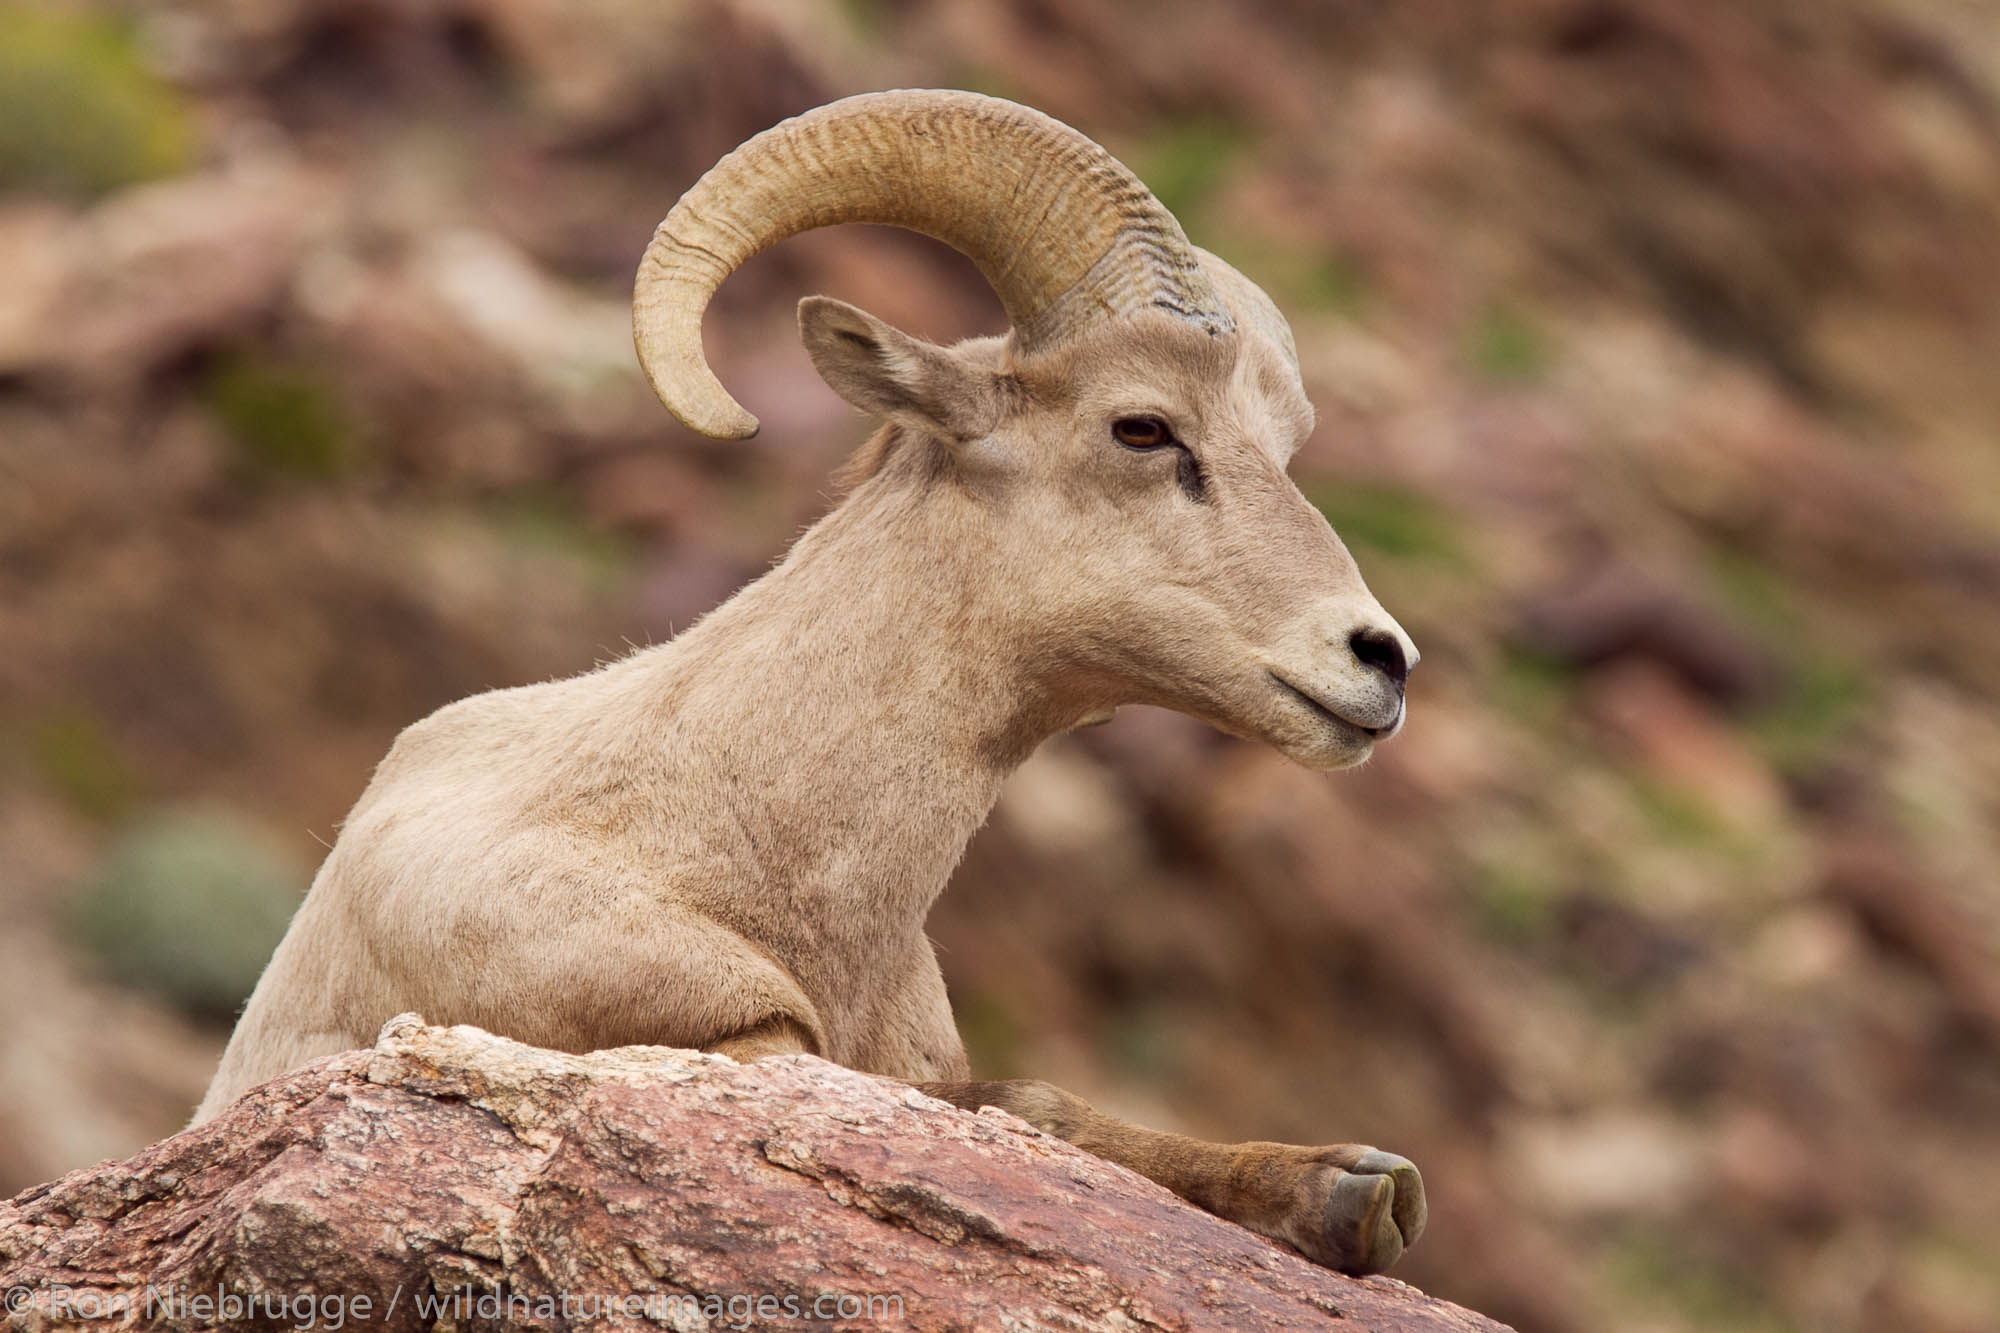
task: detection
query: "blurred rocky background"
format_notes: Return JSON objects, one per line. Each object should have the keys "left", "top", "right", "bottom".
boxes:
{"left": 2, "top": 2, "right": 1997, "bottom": 1330}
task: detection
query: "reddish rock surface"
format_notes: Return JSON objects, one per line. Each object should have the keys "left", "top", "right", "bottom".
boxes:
{"left": 0, "top": 1017, "right": 1512, "bottom": 1333}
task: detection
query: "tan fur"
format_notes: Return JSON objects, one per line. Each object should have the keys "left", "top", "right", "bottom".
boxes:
{"left": 195, "top": 260, "right": 1424, "bottom": 1275}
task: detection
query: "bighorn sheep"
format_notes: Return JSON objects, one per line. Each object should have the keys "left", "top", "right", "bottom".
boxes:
{"left": 199, "top": 90, "right": 1425, "bottom": 1275}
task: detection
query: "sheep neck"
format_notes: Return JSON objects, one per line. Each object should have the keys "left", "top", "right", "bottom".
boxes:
{"left": 646, "top": 465, "right": 1080, "bottom": 950}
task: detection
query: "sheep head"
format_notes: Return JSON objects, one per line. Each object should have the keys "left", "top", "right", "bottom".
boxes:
{"left": 634, "top": 90, "right": 1415, "bottom": 771}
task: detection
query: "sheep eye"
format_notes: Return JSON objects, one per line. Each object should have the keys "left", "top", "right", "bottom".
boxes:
{"left": 1112, "top": 416, "right": 1172, "bottom": 450}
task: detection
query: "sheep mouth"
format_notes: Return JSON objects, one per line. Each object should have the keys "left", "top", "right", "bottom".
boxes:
{"left": 1268, "top": 672, "right": 1399, "bottom": 740}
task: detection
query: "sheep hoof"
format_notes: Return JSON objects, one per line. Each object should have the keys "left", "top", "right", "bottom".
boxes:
{"left": 1303, "top": 1148, "right": 1426, "bottom": 1275}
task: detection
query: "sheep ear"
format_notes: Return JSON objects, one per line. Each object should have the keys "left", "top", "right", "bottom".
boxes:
{"left": 799, "top": 297, "right": 1001, "bottom": 442}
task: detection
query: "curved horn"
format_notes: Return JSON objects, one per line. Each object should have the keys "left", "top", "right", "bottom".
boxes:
{"left": 634, "top": 89, "right": 1234, "bottom": 439}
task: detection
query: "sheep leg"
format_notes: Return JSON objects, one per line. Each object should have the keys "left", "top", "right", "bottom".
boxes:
{"left": 916, "top": 1079, "right": 1424, "bottom": 1276}
{"left": 703, "top": 1021, "right": 1423, "bottom": 1275}
{"left": 707, "top": 1015, "right": 824, "bottom": 1062}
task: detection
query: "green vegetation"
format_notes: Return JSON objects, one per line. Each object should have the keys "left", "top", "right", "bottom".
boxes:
{"left": 1603, "top": 1223, "right": 1800, "bottom": 1333}
{"left": 1704, "top": 550, "right": 1871, "bottom": 770}
{"left": 0, "top": 5, "right": 193, "bottom": 199}
{"left": 1310, "top": 483, "right": 1465, "bottom": 566}
{"left": 1130, "top": 118, "right": 1253, "bottom": 224}
{"left": 71, "top": 804, "right": 306, "bottom": 1020}
{"left": 1219, "top": 232, "right": 1373, "bottom": 319}
{"left": 1704, "top": 549, "right": 1805, "bottom": 638}
{"left": 206, "top": 352, "right": 359, "bottom": 481}
{"left": 954, "top": 990, "right": 1026, "bottom": 1079}
{"left": 1749, "top": 657, "right": 1869, "bottom": 769}
{"left": 834, "top": 0, "right": 891, "bottom": 42}
{"left": 487, "top": 492, "right": 635, "bottom": 593}
{"left": 25, "top": 706, "right": 142, "bottom": 820}
{"left": 1297, "top": 250, "right": 1371, "bottom": 317}
{"left": 1098, "top": 1004, "right": 1180, "bottom": 1080}
{"left": 1626, "top": 772, "right": 1735, "bottom": 847}
{"left": 1494, "top": 643, "right": 1577, "bottom": 730}
{"left": 1466, "top": 300, "right": 1554, "bottom": 383}
{"left": 1469, "top": 857, "right": 1560, "bottom": 945}
{"left": 1905, "top": 1230, "right": 2000, "bottom": 1329}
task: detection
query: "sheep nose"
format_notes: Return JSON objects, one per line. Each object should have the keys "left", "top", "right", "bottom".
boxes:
{"left": 1349, "top": 627, "right": 1410, "bottom": 691}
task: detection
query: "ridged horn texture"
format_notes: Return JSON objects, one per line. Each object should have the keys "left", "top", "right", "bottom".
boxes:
{"left": 634, "top": 89, "right": 1235, "bottom": 439}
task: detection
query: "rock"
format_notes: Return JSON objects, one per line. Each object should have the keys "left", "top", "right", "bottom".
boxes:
{"left": 0, "top": 157, "right": 322, "bottom": 388}
{"left": 0, "top": 920, "right": 221, "bottom": 1199}
{"left": 1821, "top": 833, "right": 2000, "bottom": 1052}
{"left": 1580, "top": 658, "right": 1787, "bottom": 828}
{"left": 0, "top": 1017, "right": 1513, "bottom": 1333}
{"left": 1514, "top": 561, "right": 1783, "bottom": 712}
{"left": 0, "top": 206, "right": 74, "bottom": 372}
